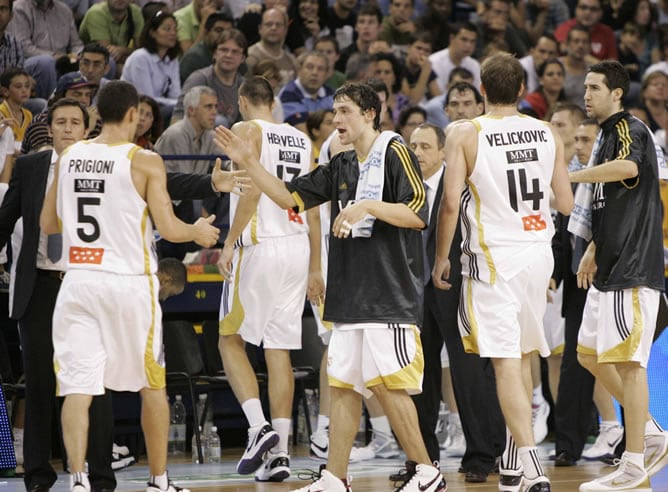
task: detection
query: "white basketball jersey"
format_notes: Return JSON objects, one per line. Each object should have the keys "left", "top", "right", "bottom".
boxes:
{"left": 232, "top": 120, "right": 311, "bottom": 246}
{"left": 57, "top": 141, "right": 157, "bottom": 275}
{"left": 461, "top": 115, "right": 555, "bottom": 283}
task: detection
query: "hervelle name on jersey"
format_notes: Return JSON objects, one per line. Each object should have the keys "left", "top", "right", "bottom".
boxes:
{"left": 266, "top": 132, "right": 307, "bottom": 149}
{"left": 74, "top": 178, "right": 105, "bottom": 193}
{"left": 279, "top": 149, "right": 301, "bottom": 163}
{"left": 485, "top": 129, "right": 548, "bottom": 147}
{"left": 67, "top": 158, "right": 115, "bottom": 174}
{"left": 506, "top": 148, "right": 538, "bottom": 164}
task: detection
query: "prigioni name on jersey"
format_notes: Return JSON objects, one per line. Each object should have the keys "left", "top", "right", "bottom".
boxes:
{"left": 67, "top": 158, "right": 115, "bottom": 174}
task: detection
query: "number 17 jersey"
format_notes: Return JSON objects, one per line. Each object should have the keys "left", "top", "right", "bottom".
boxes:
{"left": 461, "top": 114, "right": 555, "bottom": 283}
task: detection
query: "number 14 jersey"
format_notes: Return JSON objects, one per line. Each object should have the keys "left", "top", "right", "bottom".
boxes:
{"left": 461, "top": 114, "right": 556, "bottom": 284}
{"left": 231, "top": 120, "right": 311, "bottom": 247}
{"left": 57, "top": 141, "right": 157, "bottom": 275}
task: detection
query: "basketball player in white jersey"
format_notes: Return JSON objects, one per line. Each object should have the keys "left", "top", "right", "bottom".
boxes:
{"left": 39, "top": 80, "right": 220, "bottom": 492}
{"left": 216, "top": 76, "right": 315, "bottom": 481}
{"left": 432, "top": 53, "right": 574, "bottom": 492}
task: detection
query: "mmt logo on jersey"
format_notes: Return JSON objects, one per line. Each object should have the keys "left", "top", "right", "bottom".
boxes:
{"left": 279, "top": 150, "right": 301, "bottom": 163}
{"left": 506, "top": 149, "right": 538, "bottom": 164}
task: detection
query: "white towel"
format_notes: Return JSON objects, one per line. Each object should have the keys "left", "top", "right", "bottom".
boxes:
{"left": 351, "top": 131, "right": 399, "bottom": 238}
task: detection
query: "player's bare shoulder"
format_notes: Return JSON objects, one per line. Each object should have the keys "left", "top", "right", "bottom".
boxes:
{"left": 231, "top": 121, "right": 262, "bottom": 155}
{"left": 444, "top": 119, "right": 478, "bottom": 142}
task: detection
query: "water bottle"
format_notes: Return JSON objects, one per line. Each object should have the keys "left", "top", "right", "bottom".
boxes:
{"left": 207, "top": 426, "right": 221, "bottom": 463}
{"left": 169, "top": 395, "right": 187, "bottom": 455}
{"left": 196, "top": 394, "right": 214, "bottom": 440}
{"left": 192, "top": 426, "right": 207, "bottom": 463}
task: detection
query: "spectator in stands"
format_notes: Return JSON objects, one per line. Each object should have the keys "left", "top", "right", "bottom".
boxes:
{"left": 7, "top": 0, "right": 83, "bottom": 98}
{"left": 554, "top": 0, "right": 617, "bottom": 61}
{"left": 525, "top": 0, "right": 570, "bottom": 44}
{"left": 402, "top": 32, "right": 441, "bottom": 104}
{"left": 78, "top": 0, "right": 144, "bottom": 77}
{"left": 335, "top": 5, "right": 382, "bottom": 73}
{"left": 21, "top": 72, "right": 99, "bottom": 154}
{"left": 305, "top": 108, "right": 334, "bottom": 164}
{"left": 174, "top": 0, "right": 232, "bottom": 54}
{"left": 519, "top": 57, "right": 567, "bottom": 120}
{"left": 379, "top": 0, "right": 416, "bottom": 52}
{"left": 155, "top": 85, "right": 220, "bottom": 258}
{"left": 286, "top": 0, "right": 326, "bottom": 56}
{"left": 645, "top": 24, "right": 668, "bottom": 77}
{"left": 421, "top": 66, "right": 475, "bottom": 128}
{"left": 474, "top": 0, "right": 528, "bottom": 59}
{"left": 314, "top": 36, "right": 346, "bottom": 90}
{"left": 619, "top": 0, "right": 659, "bottom": 74}
{"left": 279, "top": 51, "right": 333, "bottom": 133}
{"left": 559, "top": 24, "right": 590, "bottom": 108}
{"left": 372, "top": 51, "right": 408, "bottom": 125}
{"left": 122, "top": 10, "right": 180, "bottom": 123}
{"left": 396, "top": 105, "right": 426, "bottom": 142}
{"left": 246, "top": 8, "right": 297, "bottom": 89}
{"left": 617, "top": 22, "right": 642, "bottom": 84}
{"left": 322, "top": 0, "right": 357, "bottom": 51}
{"left": 429, "top": 21, "right": 480, "bottom": 93}
{"left": 236, "top": 0, "right": 288, "bottom": 47}
{"left": 142, "top": 0, "right": 170, "bottom": 21}
{"left": 0, "top": 0, "right": 23, "bottom": 75}
{"left": 179, "top": 11, "right": 232, "bottom": 83}
{"left": 173, "top": 29, "right": 246, "bottom": 126}
{"left": 0, "top": 68, "right": 32, "bottom": 147}
{"left": 78, "top": 43, "right": 111, "bottom": 105}
{"left": 640, "top": 70, "right": 668, "bottom": 133}
{"left": 415, "top": 0, "right": 451, "bottom": 52}
{"left": 134, "top": 94, "right": 163, "bottom": 149}
{"left": 520, "top": 34, "right": 559, "bottom": 94}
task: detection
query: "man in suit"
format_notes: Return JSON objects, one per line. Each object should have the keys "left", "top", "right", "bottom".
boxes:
{"left": 409, "top": 119, "right": 505, "bottom": 483}
{"left": 0, "top": 97, "right": 246, "bottom": 492}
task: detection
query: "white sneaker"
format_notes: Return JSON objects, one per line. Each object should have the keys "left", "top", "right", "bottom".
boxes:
{"left": 310, "top": 428, "right": 329, "bottom": 460}
{"left": 532, "top": 400, "right": 550, "bottom": 444}
{"left": 445, "top": 421, "right": 465, "bottom": 457}
{"left": 582, "top": 425, "right": 624, "bottom": 460}
{"left": 348, "top": 429, "right": 399, "bottom": 462}
{"left": 521, "top": 475, "right": 551, "bottom": 492}
{"left": 70, "top": 475, "right": 90, "bottom": 492}
{"left": 292, "top": 466, "right": 351, "bottom": 492}
{"left": 498, "top": 469, "right": 523, "bottom": 492}
{"left": 236, "top": 422, "right": 279, "bottom": 474}
{"left": 392, "top": 461, "right": 446, "bottom": 492}
{"left": 579, "top": 454, "right": 650, "bottom": 491}
{"left": 146, "top": 482, "right": 191, "bottom": 492}
{"left": 644, "top": 431, "right": 668, "bottom": 477}
{"left": 255, "top": 451, "right": 290, "bottom": 482}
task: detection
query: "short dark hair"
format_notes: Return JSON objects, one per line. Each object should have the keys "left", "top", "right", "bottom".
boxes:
{"left": 239, "top": 76, "right": 274, "bottom": 106}
{"left": 581, "top": 117, "right": 599, "bottom": 127}
{"left": 536, "top": 57, "right": 564, "bottom": 78}
{"left": 445, "top": 81, "right": 483, "bottom": 106}
{"left": 140, "top": 10, "right": 179, "bottom": 59}
{"left": 588, "top": 60, "right": 630, "bottom": 100}
{"left": 96, "top": 80, "right": 139, "bottom": 123}
{"left": 449, "top": 20, "right": 477, "bottom": 37}
{"left": 567, "top": 24, "right": 590, "bottom": 43}
{"left": 414, "top": 122, "right": 445, "bottom": 149}
{"left": 334, "top": 82, "right": 382, "bottom": 131}
{"left": 551, "top": 101, "right": 586, "bottom": 125}
{"left": 371, "top": 52, "right": 403, "bottom": 93}
{"left": 448, "top": 66, "right": 474, "bottom": 84}
{"left": 0, "top": 67, "right": 29, "bottom": 89}
{"left": 47, "top": 98, "right": 90, "bottom": 129}
{"left": 398, "top": 105, "right": 426, "bottom": 129}
{"left": 358, "top": 4, "right": 383, "bottom": 24}
{"left": 306, "top": 109, "right": 334, "bottom": 140}
{"left": 205, "top": 11, "right": 233, "bottom": 31}
{"left": 81, "top": 42, "right": 111, "bottom": 63}
{"left": 364, "top": 77, "right": 389, "bottom": 102}
{"left": 480, "top": 52, "right": 524, "bottom": 105}
{"left": 158, "top": 257, "right": 186, "bottom": 290}
{"left": 216, "top": 28, "right": 248, "bottom": 53}
{"left": 408, "top": 31, "right": 433, "bottom": 47}
{"left": 315, "top": 35, "right": 340, "bottom": 54}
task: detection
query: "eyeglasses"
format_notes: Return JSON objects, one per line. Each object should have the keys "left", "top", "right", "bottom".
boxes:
{"left": 577, "top": 4, "right": 601, "bottom": 12}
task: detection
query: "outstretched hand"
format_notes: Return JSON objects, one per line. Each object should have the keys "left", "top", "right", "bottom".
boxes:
{"left": 211, "top": 158, "right": 252, "bottom": 195}
{"left": 213, "top": 126, "right": 255, "bottom": 168}
{"left": 193, "top": 214, "right": 220, "bottom": 248}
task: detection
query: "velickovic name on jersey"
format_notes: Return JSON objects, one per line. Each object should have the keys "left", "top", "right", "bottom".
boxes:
{"left": 266, "top": 132, "right": 308, "bottom": 149}
{"left": 485, "top": 129, "right": 548, "bottom": 147}
{"left": 67, "top": 158, "right": 115, "bottom": 174}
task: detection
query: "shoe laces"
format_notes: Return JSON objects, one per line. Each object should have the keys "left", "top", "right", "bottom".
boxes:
{"left": 297, "top": 464, "right": 326, "bottom": 482}
{"left": 392, "top": 463, "right": 417, "bottom": 490}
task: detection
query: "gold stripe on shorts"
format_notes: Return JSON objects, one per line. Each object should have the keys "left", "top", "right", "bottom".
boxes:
{"left": 220, "top": 248, "right": 246, "bottom": 336}
{"left": 599, "top": 288, "right": 643, "bottom": 363}
{"left": 145, "top": 274, "right": 166, "bottom": 389}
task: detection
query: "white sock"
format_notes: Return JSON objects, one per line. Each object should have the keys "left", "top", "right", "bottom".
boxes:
{"left": 623, "top": 451, "right": 644, "bottom": 469}
{"left": 600, "top": 420, "right": 620, "bottom": 431}
{"left": 646, "top": 417, "right": 664, "bottom": 434}
{"left": 448, "top": 412, "right": 461, "bottom": 428}
{"left": 370, "top": 416, "right": 392, "bottom": 436}
{"left": 501, "top": 428, "right": 521, "bottom": 472}
{"left": 271, "top": 418, "right": 291, "bottom": 454}
{"left": 518, "top": 446, "right": 544, "bottom": 480}
{"left": 532, "top": 384, "right": 545, "bottom": 406}
{"left": 316, "top": 414, "right": 330, "bottom": 432}
{"left": 150, "top": 473, "right": 168, "bottom": 490}
{"left": 241, "top": 398, "right": 266, "bottom": 428}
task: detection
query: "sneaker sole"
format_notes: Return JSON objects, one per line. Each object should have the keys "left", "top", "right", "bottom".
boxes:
{"left": 255, "top": 469, "right": 290, "bottom": 482}
{"left": 236, "top": 432, "right": 280, "bottom": 475}
{"left": 111, "top": 456, "right": 135, "bottom": 470}
{"left": 647, "top": 445, "right": 668, "bottom": 477}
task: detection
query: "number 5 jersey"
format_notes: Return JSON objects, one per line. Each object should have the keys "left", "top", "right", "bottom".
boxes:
{"left": 461, "top": 114, "right": 556, "bottom": 284}
{"left": 56, "top": 141, "right": 158, "bottom": 275}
